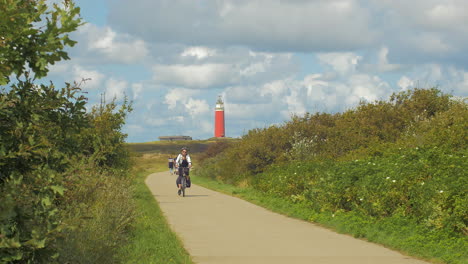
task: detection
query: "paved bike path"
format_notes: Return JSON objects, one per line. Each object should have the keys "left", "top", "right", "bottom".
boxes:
{"left": 146, "top": 171, "right": 430, "bottom": 264}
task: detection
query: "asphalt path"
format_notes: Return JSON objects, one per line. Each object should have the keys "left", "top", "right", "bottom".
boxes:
{"left": 146, "top": 171, "right": 431, "bottom": 264}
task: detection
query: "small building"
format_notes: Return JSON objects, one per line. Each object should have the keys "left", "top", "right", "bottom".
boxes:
{"left": 158, "top": 136, "right": 192, "bottom": 141}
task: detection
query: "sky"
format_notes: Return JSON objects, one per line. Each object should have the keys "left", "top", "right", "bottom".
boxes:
{"left": 46, "top": 0, "right": 468, "bottom": 142}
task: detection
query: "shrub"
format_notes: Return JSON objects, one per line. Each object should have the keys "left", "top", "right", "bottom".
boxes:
{"left": 196, "top": 87, "right": 467, "bottom": 235}
{"left": 0, "top": 81, "right": 134, "bottom": 263}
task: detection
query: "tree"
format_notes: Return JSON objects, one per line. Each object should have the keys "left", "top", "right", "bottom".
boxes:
{"left": 0, "top": 0, "right": 82, "bottom": 85}
{"left": 1, "top": 1, "right": 83, "bottom": 262}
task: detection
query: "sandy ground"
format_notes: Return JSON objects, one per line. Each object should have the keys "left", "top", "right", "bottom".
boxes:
{"left": 146, "top": 171, "right": 431, "bottom": 264}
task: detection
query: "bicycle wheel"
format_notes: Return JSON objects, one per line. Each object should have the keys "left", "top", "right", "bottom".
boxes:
{"left": 181, "top": 176, "right": 186, "bottom": 197}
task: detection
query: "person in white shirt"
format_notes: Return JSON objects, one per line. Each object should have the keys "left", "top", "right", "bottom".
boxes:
{"left": 168, "top": 156, "right": 174, "bottom": 173}
{"left": 175, "top": 147, "right": 192, "bottom": 195}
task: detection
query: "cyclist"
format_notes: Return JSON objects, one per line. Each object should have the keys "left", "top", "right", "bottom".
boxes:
{"left": 168, "top": 156, "right": 174, "bottom": 173}
{"left": 175, "top": 147, "right": 192, "bottom": 195}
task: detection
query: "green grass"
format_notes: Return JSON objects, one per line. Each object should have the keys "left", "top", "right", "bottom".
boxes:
{"left": 118, "top": 153, "right": 193, "bottom": 264}
{"left": 191, "top": 174, "right": 468, "bottom": 264}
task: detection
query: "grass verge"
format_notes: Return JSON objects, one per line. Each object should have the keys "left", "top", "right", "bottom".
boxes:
{"left": 118, "top": 153, "right": 193, "bottom": 264}
{"left": 191, "top": 174, "right": 467, "bottom": 264}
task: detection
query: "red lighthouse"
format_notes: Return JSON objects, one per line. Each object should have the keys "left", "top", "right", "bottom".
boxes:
{"left": 214, "top": 96, "right": 225, "bottom": 137}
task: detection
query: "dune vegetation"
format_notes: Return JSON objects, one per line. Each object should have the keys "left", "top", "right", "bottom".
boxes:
{"left": 194, "top": 88, "right": 467, "bottom": 264}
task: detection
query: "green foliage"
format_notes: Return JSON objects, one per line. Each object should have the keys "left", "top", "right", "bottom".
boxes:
{"left": 0, "top": 1, "right": 135, "bottom": 261}
{"left": 253, "top": 147, "right": 467, "bottom": 234}
{"left": 0, "top": 77, "right": 135, "bottom": 263}
{"left": 195, "top": 87, "right": 467, "bottom": 263}
{"left": 56, "top": 162, "right": 135, "bottom": 264}
{"left": 81, "top": 98, "right": 133, "bottom": 169}
{"left": 193, "top": 172, "right": 468, "bottom": 264}
{"left": 0, "top": 79, "right": 88, "bottom": 262}
{"left": 0, "top": 0, "right": 82, "bottom": 85}
{"left": 197, "top": 140, "right": 233, "bottom": 164}
{"left": 200, "top": 125, "right": 291, "bottom": 185}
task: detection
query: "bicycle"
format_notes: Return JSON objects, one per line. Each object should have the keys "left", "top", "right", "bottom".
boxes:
{"left": 179, "top": 167, "right": 190, "bottom": 197}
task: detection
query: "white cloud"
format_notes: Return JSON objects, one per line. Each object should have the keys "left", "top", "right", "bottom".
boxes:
{"left": 411, "top": 33, "right": 453, "bottom": 54}
{"left": 181, "top": 47, "right": 216, "bottom": 59}
{"left": 398, "top": 76, "right": 414, "bottom": 91}
{"left": 164, "top": 88, "right": 197, "bottom": 109}
{"left": 185, "top": 98, "right": 209, "bottom": 117}
{"left": 317, "top": 52, "right": 362, "bottom": 75}
{"left": 105, "top": 78, "right": 127, "bottom": 101}
{"left": 109, "top": 0, "right": 375, "bottom": 51}
{"left": 347, "top": 74, "right": 389, "bottom": 103}
{"left": 132, "top": 83, "right": 143, "bottom": 100}
{"left": 48, "top": 62, "right": 70, "bottom": 75}
{"left": 444, "top": 67, "right": 468, "bottom": 94}
{"left": 79, "top": 24, "right": 149, "bottom": 64}
{"left": 426, "top": 4, "right": 466, "bottom": 28}
{"left": 72, "top": 65, "right": 105, "bottom": 89}
{"left": 71, "top": 1, "right": 468, "bottom": 143}
{"left": 153, "top": 63, "right": 237, "bottom": 88}
{"left": 151, "top": 47, "right": 296, "bottom": 89}
{"left": 260, "top": 79, "right": 289, "bottom": 98}
{"left": 375, "top": 47, "right": 402, "bottom": 72}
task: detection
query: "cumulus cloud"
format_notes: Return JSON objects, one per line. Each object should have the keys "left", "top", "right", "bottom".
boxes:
{"left": 109, "top": 0, "right": 375, "bottom": 52}
{"left": 397, "top": 64, "right": 468, "bottom": 95}
{"left": 223, "top": 50, "right": 395, "bottom": 126}
{"left": 131, "top": 83, "right": 143, "bottom": 100}
{"left": 181, "top": 46, "right": 217, "bottom": 60}
{"left": 76, "top": 24, "right": 149, "bottom": 64}
{"left": 184, "top": 98, "right": 209, "bottom": 117}
{"left": 368, "top": 47, "right": 403, "bottom": 73}
{"left": 48, "top": 63, "right": 105, "bottom": 89}
{"left": 317, "top": 52, "right": 362, "bottom": 75}
{"left": 398, "top": 76, "right": 414, "bottom": 91}
{"left": 153, "top": 63, "right": 237, "bottom": 89}
{"left": 152, "top": 48, "right": 295, "bottom": 89}
{"left": 66, "top": 1, "right": 468, "bottom": 142}
{"left": 105, "top": 78, "right": 127, "bottom": 101}
{"left": 72, "top": 65, "right": 105, "bottom": 89}
{"left": 164, "top": 88, "right": 198, "bottom": 109}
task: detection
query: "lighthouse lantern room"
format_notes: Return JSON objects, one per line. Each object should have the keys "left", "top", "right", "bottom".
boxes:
{"left": 214, "top": 96, "right": 225, "bottom": 137}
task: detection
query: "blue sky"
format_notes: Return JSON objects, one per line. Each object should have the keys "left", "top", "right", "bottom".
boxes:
{"left": 46, "top": 0, "right": 468, "bottom": 142}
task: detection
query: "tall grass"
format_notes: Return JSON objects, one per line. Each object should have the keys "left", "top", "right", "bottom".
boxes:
{"left": 57, "top": 163, "right": 135, "bottom": 263}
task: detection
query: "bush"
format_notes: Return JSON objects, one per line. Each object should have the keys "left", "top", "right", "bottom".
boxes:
{"left": 252, "top": 147, "right": 467, "bottom": 234}
{"left": 56, "top": 162, "right": 135, "bottom": 264}
{"left": 0, "top": 80, "right": 134, "bottom": 263}
{"left": 0, "top": 1, "right": 135, "bottom": 262}
{"left": 196, "top": 88, "right": 467, "bottom": 236}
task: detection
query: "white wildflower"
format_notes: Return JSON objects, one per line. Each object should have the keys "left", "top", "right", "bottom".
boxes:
{"left": 392, "top": 180, "right": 396, "bottom": 183}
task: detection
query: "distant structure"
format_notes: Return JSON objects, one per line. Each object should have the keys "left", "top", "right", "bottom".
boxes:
{"left": 159, "top": 136, "right": 192, "bottom": 141}
{"left": 214, "top": 96, "right": 225, "bottom": 137}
